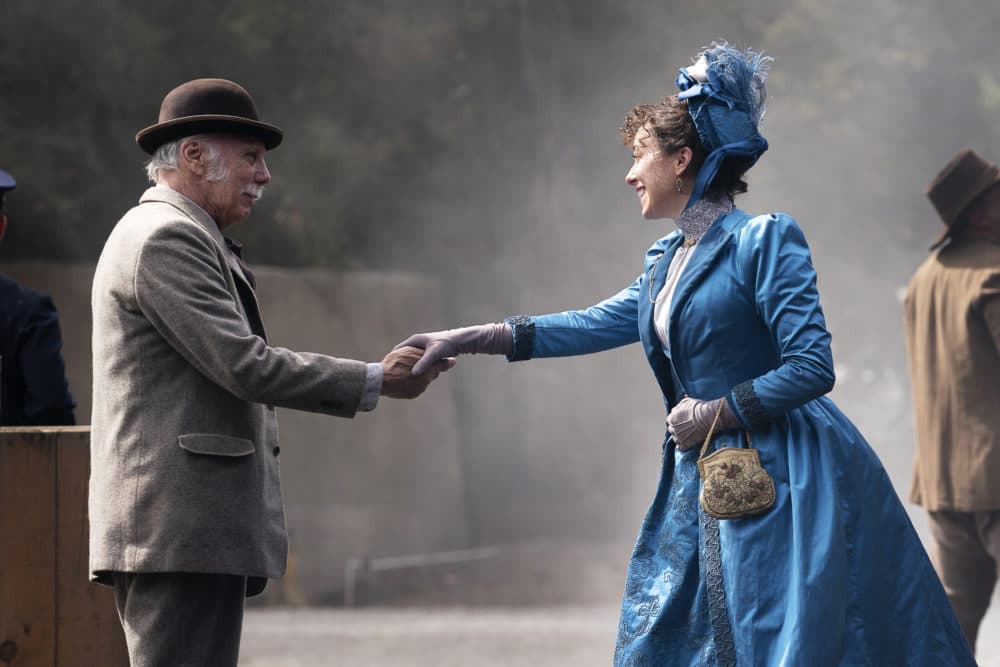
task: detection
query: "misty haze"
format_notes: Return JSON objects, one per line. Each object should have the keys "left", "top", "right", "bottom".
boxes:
{"left": 2, "top": 0, "right": 999, "bottom": 665}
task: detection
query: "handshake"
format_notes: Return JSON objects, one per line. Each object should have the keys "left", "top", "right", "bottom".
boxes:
{"left": 377, "top": 323, "right": 513, "bottom": 399}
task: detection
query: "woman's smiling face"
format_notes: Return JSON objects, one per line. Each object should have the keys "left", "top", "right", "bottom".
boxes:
{"left": 625, "top": 124, "right": 688, "bottom": 220}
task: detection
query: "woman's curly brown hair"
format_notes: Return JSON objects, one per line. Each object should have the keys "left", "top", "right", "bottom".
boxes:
{"left": 620, "top": 95, "right": 750, "bottom": 199}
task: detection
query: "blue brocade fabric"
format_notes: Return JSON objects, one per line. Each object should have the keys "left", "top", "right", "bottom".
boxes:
{"left": 614, "top": 444, "right": 729, "bottom": 667}
{"left": 509, "top": 209, "right": 976, "bottom": 665}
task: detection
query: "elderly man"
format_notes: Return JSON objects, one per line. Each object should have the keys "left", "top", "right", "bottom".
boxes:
{"left": 89, "top": 78, "right": 451, "bottom": 666}
{"left": 904, "top": 148, "right": 1000, "bottom": 653}
{"left": 0, "top": 168, "right": 76, "bottom": 426}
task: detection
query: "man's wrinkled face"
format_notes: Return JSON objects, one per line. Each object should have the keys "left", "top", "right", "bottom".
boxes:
{"left": 200, "top": 135, "right": 270, "bottom": 229}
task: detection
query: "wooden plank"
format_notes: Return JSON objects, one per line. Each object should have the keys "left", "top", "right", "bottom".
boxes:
{"left": 54, "top": 429, "right": 128, "bottom": 666}
{"left": 0, "top": 429, "right": 57, "bottom": 667}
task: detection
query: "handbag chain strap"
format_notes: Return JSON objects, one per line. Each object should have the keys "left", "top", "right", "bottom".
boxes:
{"left": 698, "top": 400, "right": 725, "bottom": 461}
{"left": 697, "top": 399, "right": 753, "bottom": 462}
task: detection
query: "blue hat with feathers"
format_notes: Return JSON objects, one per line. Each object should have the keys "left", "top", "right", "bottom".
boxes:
{"left": 675, "top": 42, "right": 772, "bottom": 208}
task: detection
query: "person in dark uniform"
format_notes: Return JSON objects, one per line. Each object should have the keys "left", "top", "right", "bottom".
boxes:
{"left": 0, "top": 168, "right": 76, "bottom": 425}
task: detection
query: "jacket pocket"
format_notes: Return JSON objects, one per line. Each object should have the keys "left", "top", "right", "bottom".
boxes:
{"left": 177, "top": 433, "right": 255, "bottom": 457}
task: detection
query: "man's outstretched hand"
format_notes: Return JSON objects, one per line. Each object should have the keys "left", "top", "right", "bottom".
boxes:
{"left": 379, "top": 345, "right": 456, "bottom": 399}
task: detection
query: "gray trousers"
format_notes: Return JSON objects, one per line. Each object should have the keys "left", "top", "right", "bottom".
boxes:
{"left": 927, "top": 509, "right": 1000, "bottom": 652}
{"left": 112, "top": 572, "right": 247, "bottom": 667}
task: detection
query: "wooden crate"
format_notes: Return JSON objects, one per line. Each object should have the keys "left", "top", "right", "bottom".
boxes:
{"left": 0, "top": 427, "right": 128, "bottom": 667}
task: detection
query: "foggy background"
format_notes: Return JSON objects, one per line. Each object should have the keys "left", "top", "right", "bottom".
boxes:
{"left": 3, "top": 0, "right": 1000, "bottom": 662}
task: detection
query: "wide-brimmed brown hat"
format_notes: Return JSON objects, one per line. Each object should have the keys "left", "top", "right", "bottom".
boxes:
{"left": 926, "top": 148, "right": 1000, "bottom": 249}
{"left": 135, "top": 78, "right": 283, "bottom": 154}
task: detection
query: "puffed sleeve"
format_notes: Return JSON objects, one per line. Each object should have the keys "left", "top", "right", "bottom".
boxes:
{"left": 505, "top": 277, "right": 642, "bottom": 361}
{"left": 727, "top": 214, "right": 836, "bottom": 427}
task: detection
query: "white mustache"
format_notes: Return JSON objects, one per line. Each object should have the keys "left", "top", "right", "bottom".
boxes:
{"left": 244, "top": 186, "right": 265, "bottom": 200}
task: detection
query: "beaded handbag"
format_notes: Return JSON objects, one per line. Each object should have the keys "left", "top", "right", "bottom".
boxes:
{"left": 696, "top": 401, "right": 775, "bottom": 519}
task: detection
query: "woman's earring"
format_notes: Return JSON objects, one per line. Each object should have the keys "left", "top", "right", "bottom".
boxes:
{"left": 675, "top": 178, "right": 684, "bottom": 193}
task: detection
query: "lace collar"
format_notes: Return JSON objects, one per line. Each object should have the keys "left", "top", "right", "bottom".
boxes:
{"left": 675, "top": 197, "right": 733, "bottom": 244}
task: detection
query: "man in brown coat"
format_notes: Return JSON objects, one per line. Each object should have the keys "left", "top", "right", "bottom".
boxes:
{"left": 904, "top": 148, "right": 1000, "bottom": 652}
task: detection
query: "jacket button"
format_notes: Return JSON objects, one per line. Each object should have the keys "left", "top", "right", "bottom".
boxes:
{"left": 273, "top": 446, "right": 280, "bottom": 457}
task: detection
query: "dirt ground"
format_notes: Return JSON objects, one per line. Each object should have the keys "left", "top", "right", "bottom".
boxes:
{"left": 238, "top": 606, "right": 619, "bottom": 667}
{"left": 239, "top": 601, "right": 1000, "bottom": 667}
{"left": 239, "top": 538, "right": 999, "bottom": 666}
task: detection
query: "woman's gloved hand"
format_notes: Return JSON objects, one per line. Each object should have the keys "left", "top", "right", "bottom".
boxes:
{"left": 667, "top": 396, "right": 743, "bottom": 451}
{"left": 394, "top": 323, "right": 513, "bottom": 375}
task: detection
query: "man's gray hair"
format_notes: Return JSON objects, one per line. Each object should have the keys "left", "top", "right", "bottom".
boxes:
{"left": 144, "top": 134, "right": 229, "bottom": 183}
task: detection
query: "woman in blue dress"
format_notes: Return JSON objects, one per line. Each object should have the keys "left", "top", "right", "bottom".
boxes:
{"left": 396, "top": 42, "right": 974, "bottom": 666}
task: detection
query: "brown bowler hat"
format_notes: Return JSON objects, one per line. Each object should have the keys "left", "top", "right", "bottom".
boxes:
{"left": 135, "top": 78, "right": 283, "bottom": 154}
{"left": 926, "top": 148, "right": 1000, "bottom": 249}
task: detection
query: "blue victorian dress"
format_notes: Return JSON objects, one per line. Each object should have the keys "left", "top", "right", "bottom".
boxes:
{"left": 505, "top": 209, "right": 974, "bottom": 666}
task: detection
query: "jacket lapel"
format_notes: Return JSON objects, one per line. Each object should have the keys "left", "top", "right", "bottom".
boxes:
{"left": 637, "top": 210, "right": 752, "bottom": 406}
{"left": 665, "top": 210, "right": 749, "bottom": 350}
{"left": 227, "top": 260, "right": 267, "bottom": 340}
{"left": 638, "top": 234, "right": 684, "bottom": 406}
{"left": 648, "top": 235, "right": 685, "bottom": 301}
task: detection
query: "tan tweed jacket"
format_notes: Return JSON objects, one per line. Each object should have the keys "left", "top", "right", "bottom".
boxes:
{"left": 90, "top": 187, "right": 368, "bottom": 594}
{"left": 904, "top": 237, "right": 1000, "bottom": 510}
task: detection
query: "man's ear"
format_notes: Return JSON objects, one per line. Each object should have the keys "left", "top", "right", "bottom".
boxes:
{"left": 180, "top": 139, "right": 206, "bottom": 176}
{"left": 0, "top": 213, "right": 7, "bottom": 242}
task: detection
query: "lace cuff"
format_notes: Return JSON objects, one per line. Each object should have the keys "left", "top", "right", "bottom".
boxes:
{"left": 504, "top": 315, "right": 535, "bottom": 362}
{"left": 731, "top": 379, "right": 769, "bottom": 429}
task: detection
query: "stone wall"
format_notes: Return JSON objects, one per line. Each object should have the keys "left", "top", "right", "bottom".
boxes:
{"left": 3, "top": 260, "right": 926, "bottom": 605}
{"left": 5, "top": 261, "right": 659, "bottom": 604}
{"left": 4, "top": 263, "right": 472, "bottom": 603}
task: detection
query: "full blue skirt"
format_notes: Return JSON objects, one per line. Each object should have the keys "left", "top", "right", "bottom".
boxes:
{"left": 614, "top": 397, "right": 975, "bottom": 666}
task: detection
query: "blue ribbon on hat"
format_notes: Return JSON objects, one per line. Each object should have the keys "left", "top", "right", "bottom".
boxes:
{"left": 675, "top": 44, "right": 771, "bottom": 208}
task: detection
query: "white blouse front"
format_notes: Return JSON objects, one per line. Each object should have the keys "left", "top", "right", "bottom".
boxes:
{"left": 653, "top": 241, "right": 699, "bottom": 352}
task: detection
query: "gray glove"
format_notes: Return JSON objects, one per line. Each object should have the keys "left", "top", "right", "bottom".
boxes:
{"left": 394, "top": 323, "right": 513, "bottom": 375}
{"left": 666, "top": 396, "right": 743, "bottom": 451}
